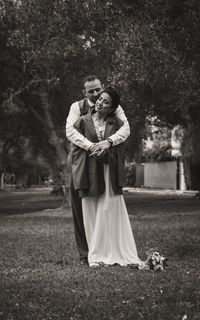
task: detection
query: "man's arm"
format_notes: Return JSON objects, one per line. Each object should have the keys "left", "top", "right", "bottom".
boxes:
{"left": 108, "top": 105, "right": 130, "bottom": 146}
{"left": 66, "top": 102, "right": 93, "bottom": 150}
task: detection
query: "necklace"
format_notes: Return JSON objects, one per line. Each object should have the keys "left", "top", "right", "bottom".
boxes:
{"left": 92, "top": 114, "right": 106, "bottom": 140}
{"left": 92, "top": 114, "right": 106, "bottom": 126}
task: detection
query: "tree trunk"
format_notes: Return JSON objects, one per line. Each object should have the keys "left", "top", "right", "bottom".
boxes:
{"left": 182, "top": 123, "right": 200, "bottom": 190}
{"left": 39, "top": 86, "right": 70, "bottom": 201}
{"left": 0, "top": 172, "right": 5, "bottom": 191}
{"left": 182, "top": 158, "right": 192, "bottom": 190}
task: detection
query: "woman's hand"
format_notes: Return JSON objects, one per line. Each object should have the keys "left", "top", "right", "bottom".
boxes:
{"left": 89, "top": 143, "right": 98, "bottom": 153}
{"left": 89, "top": 140, "right": 111, "bottom": 158}
{"left": 89, "top": 143, "right": 101, "bottom": 158}
{"left": 96, "top": 140, "right": 111, "bottom": 152}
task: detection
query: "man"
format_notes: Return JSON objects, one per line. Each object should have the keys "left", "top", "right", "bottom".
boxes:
{"left": 66, "top": 75, "right": 130, "bottom": 264}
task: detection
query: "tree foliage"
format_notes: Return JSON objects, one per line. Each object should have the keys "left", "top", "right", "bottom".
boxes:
{"left": 0, "top": 0, "right": 200, "bottom": 189}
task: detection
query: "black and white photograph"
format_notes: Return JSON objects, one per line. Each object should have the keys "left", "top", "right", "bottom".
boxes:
{"left": 0, "top": 0, "right": 200, "bottom": 319}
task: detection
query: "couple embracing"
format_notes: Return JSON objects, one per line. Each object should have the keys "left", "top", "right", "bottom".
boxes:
{"left": 66, "top": 75, "right": 143, "bottom": 268}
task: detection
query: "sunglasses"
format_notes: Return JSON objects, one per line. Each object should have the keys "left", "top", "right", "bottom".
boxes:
{"left": 87, "top": 87, "right": 102, "bottom": 94}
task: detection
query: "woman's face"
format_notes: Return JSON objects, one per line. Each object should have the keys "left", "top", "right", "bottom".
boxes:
{"left": 95, "top": 92, "right": 113, "bottom": 115}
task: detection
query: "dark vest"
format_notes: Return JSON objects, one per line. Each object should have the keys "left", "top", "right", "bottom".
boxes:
{"left": 78, "top": 98, "right": 92, "bottom": 116}
{"left": 71, "top": 113, "right": 125, "bottom": 197}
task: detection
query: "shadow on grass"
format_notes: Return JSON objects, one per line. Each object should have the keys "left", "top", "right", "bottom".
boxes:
{"left": 124, "top": 193, "right": 200, "bottom": 215}
{"left": 0, "top": 190, "right": 64, "bottom": 215}
{"left": 1, "top": 190, "right": 200, "bottom": 217}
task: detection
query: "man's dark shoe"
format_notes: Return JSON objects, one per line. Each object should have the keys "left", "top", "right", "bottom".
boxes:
{"left": 80, "top": 256, "right": 88, "bottom": 265}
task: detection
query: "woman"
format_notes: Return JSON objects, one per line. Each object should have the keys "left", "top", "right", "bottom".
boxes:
{"left": 71, "top": 87, "right": 143, "bottom": 268}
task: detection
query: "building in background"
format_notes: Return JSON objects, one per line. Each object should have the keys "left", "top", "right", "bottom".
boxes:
{"left": 135, "top": 120, "right": 186, "bottom": 190}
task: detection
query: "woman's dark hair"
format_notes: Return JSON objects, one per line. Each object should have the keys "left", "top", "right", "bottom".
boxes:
{"left": 101, "top": 86, "right": 120, "bottom": 110}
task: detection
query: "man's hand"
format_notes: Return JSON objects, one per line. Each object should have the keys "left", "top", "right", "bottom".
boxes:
{"left": 96, "top": 140, "right": 111, "bottom": 151}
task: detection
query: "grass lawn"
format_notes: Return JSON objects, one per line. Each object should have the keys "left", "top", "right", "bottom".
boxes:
{"left": 0, "top": 190, "right": 199, "bottom": 320}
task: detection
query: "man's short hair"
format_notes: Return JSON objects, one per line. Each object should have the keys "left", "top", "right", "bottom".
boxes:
{"left": 82, "top": 75, "right": 101, "bottom": 87}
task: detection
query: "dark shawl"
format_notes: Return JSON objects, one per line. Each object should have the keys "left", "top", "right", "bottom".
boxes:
{"left": 71, "top": 112, "right": 125, "bottom": 197}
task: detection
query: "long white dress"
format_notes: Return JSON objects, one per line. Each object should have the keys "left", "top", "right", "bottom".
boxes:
{"left": 82, "top": 114, "right": 143, "bottom": 267}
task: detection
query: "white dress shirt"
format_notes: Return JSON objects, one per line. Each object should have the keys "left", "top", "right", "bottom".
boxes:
{"left": 66, "top": 99, "right": 130, "bottom": 150}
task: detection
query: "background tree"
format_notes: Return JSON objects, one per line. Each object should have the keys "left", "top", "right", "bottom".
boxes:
{"left": 1, "top": 0, "right": 200, "bottom": 190}
{"left": 109, "top": 0, "right": 200, "bottom": 189}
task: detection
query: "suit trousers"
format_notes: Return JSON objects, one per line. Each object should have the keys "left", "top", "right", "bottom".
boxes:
{"left": 70, "top": 176, "right": 88, "bottom": 258}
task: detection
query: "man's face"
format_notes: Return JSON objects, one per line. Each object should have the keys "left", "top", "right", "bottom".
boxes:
{"left": 83, "top": 79, "right": 103, "bottom": 104}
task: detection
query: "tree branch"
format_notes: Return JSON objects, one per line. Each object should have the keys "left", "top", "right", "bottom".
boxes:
{"left": 154, "top": 46, "right": 180, "bottom": 62}
{"left": 6, "top": 75, "right": 57, "bottom": 105}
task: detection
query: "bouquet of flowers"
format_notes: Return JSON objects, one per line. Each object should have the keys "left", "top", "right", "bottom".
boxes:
{"left": 145, "top": 250, "right": 168, "bottom": 271}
